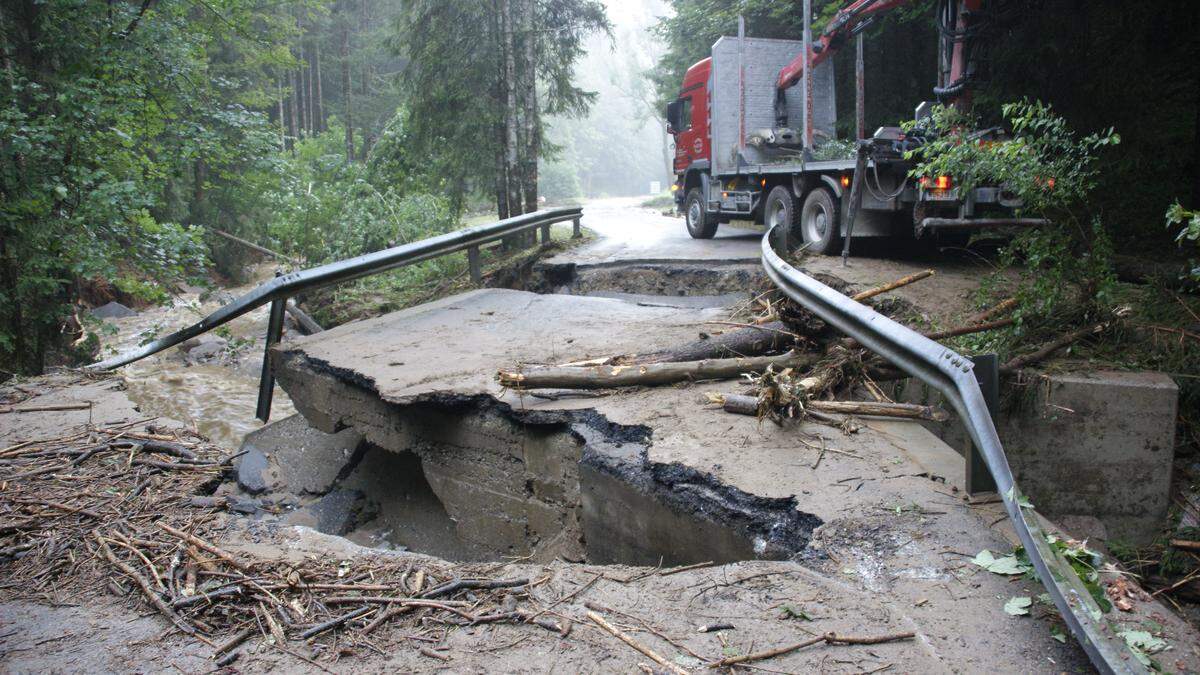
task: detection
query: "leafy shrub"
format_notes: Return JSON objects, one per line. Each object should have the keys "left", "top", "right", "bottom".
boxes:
{"left": 1166, "top": 202, "right": 1200, "bottom": 282}
{"left": 263, "top": 126, "right": 458, "bottom": 264}
{"left": 906, "top": 102, "right": 1120, "bottom": 323}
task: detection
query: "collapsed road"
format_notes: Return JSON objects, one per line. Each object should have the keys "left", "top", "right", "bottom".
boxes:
{"left": 2, "top": 199, "right": 1193, "bottom": 672}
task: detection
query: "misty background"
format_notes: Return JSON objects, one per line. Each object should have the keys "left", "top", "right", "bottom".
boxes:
{"left": 542, "top": 0, "right": 672, "bottom": 201}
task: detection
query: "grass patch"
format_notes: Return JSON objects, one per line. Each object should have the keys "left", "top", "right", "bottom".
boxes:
{"left": 301, "top": 222, "right": 593, "bottom": 328}
{"left": 641, "top": 193, "right": 675, "bottom": 210}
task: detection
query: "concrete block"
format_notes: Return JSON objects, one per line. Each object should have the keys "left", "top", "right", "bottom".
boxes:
{"left": 999, "top": 371, "right": 1176, "bottom": 546}
{"left": 238, "top": 414, "right": 363, "bottom": 496}
{"left": 906, "top": 371, "right": 1177, "bottom": 546}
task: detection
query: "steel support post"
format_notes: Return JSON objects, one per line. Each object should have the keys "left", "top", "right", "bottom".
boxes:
{"left": 966, "top": 353, "right": 1000, "bottom": 495}
{"left": 255, "top": 296, "right": 288, "bottom": 423}
{"left": 467, "top": 245, "right": 482, "bottom": 284}
{"left": 572, "top": 217, "right": 581, "bottom": 238}
{"left": 540, "top": 223, "right": 551, "bottom": 244}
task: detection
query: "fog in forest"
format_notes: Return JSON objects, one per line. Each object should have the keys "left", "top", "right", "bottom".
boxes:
{"left": 542, "top": 0, "right": 672, "bottom": 200}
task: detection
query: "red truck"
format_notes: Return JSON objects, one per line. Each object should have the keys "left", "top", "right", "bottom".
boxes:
{"left": 666, "top": 0, "right": 1041, "bottom": 257}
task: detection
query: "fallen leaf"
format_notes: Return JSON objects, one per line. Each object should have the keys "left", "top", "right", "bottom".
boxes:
{"left": 1004, "top": 596, "right": 1032, "bottom": 616}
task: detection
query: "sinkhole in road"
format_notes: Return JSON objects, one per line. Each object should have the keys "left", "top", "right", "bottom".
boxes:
{"left": 252, "top": 397, "right": 820, "bottom": 566}
{"left": 503, "top": 260, "right": 768, "bottom": 307}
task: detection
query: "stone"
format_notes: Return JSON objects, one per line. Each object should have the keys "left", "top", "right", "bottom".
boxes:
{"left": 90, "top": 301, "right": 137, "bottom": 319}
{"left": 309, "top": 488, "right": 371, "bottom": 535}
{"left": 235, "top": 446, "right": 270, "bottom": 495}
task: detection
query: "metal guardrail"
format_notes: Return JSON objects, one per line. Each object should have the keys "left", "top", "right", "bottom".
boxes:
{"left": 760, "top": 226, "right": 1144, "bottom": 674}
{"left": 90, "top": 207, "right": 584, "bottom": 421}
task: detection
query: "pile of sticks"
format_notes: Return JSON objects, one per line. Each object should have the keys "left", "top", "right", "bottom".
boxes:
{"left": 0, "top": 422, "right": 561, "bottom": 666}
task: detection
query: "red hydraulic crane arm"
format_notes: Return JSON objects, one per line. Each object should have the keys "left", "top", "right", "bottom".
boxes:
{"left": 776, "top": 0, "right": 914, "bottom": 91}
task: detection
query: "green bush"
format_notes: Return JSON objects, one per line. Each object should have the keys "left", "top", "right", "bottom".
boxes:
{"left": 262, "top": 124, "right": 458, "bottom": 265}
{"left": 906, "top": 102, "right": 1120, "bottom": 322}
{"left": 1166, "top": 202, "right": 1200, "bottom": 282}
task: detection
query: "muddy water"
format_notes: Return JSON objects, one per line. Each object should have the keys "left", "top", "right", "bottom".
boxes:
{"left": 98, "top": 265, "right": 296, "bottom": 449}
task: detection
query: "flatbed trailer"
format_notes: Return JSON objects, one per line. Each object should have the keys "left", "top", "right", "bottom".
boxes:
{"left": 666, "top": 25, "right": 1041, "bottom": 256}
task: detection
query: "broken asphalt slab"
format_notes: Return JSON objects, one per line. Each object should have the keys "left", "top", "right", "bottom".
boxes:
{"left": 270, "top": 286, "right": 1200, "bottom": 672}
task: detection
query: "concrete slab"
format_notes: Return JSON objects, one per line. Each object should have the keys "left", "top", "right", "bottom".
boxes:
{"left": 271, "top": 287, "right": 1199, "bottom": 672}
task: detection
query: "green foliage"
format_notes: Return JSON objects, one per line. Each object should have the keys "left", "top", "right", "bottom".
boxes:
{"left": 0, "top": 0, "right": 279, "bottom": 373}
{"left": 262, "top": 126, "right": 458, "bottom": 264}
{"left": 1166, "top": 202, "right": 1200, "bottom": 282}
{"left": 906, "top": 101, "right": 1119, "bottom": 216}
{"left": 907, "top": 102, "right": 1119, "bottom": 327}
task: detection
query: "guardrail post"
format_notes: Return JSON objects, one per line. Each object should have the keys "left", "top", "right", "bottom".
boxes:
{"left": 255, "top": 295, "right": 288, "bottom": 423}
{"left": 539, "top": 222, "right": 551, "bottom": 244}
{"left": 467, "top": 245, "right": 482, "bottom": 284}
{"left": 572, "top": 217, "right": 581, "bottom": 238}
{"left": 966, "top": 353, "right": 1000, "bottom": 495}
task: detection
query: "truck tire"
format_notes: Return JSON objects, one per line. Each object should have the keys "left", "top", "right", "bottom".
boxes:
{"left": 800, "top": 187, "right": 842, "bottom": 255}
{"left": 764, "top": 186, "right": 801, "bottom": 251}
{"left": 685, "top": 188, "right": 717, "bottom": 239}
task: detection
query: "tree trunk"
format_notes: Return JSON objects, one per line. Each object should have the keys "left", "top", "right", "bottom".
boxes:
{"left": 288, "top": 70, "right": 300, "bottom": 154}
{"left": 500, "top": 0, "right": 523, "bottom": 217}
{"left": 341, "top": 22, "right": 353, "bottom": 161}
{"left": 519, "top": 0, "right": 538, "bottom": 214}
{"left": 496, "top": 352, "right": 818, "bottom": 390}
{"left": 300, "top": 42, "right": 310, "bottom": 136}
{"left": 314, "top": 41, "right": 324, "bottom": 133}
{"left": 276, "top": 74, "right": 287, "bottom": 151}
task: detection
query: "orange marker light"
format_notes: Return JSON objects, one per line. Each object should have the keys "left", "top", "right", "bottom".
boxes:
{"left": 840, "top": 175, "right": 850, "bottom": 187}
{"left": 935, "top": 175, "right": 952, "bottom": 190}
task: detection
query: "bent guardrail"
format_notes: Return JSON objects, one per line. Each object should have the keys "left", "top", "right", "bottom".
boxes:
{"left": 761, "top": 227, "right": 1143, "bottom": 674}
{"left": 90, "top": 207, "right": 584, "bottom": 422}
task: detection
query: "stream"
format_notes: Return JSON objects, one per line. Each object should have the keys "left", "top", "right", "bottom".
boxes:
{"left": 97, "top": 264, "right": 297, "bottom": 449}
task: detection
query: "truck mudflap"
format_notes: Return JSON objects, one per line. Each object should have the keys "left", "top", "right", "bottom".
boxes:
{"left": 761, "top": 224, "right": 1148, "bottom": 675}
{"left": 916, "top": 216, "right": 1050, "bottom": 237}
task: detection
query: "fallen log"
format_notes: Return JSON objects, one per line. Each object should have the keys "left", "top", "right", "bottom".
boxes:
{"left": 965, "top": 297, "right": 1017, "bottom": 324}
{"left": 638, "top": 321, "right": 797, "bottom": 363}
{"left": 1001, "top": 320, "right": 1111, "bottom": 373}
{"left": 717, "top": 394, "right": 949, "bottom": 422}
{"left": 497, "top": 351, "right": 818, "bottom": 390}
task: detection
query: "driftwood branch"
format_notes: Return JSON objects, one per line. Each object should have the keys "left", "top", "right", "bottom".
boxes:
{"left": 708, "top": 631, "right": 915, "bottom": 668}
{"left": 587, "top": 610, "right": 689, "bottom": 675}
{"left": 717, "top": 394, "right": 948, "bottom": 422}
{"left": 93, "top": 531, "right": 195, "bottom": 635}
{"left": 498, "top": 352, "right": 818, "bottom": 390}
{"left": 1001, "top": 320, "right": 1111, "bottom": 373}
{"left": 852, "top": 270, "right": 934, "bottom": 302}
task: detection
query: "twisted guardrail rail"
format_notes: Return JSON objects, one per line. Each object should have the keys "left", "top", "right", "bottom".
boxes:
{"left": 90, "top": 207, "right": 584, "bottom": 421}
{"left": 761, "top": 226, "right": 1143, "bottom": 674}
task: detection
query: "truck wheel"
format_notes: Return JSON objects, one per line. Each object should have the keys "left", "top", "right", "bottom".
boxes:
{"left": 801, "top": 187, "right": 841, "bottom": 255}
{"left": 685, "top": 189, "right": 717, "bottom": 239}
{"left": 764, "top": 186, "right": 801, "bottom": 251}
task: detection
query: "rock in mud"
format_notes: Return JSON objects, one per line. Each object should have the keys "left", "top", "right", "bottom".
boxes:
{"left": 235, "top": 446, "right": 270, "bottom": 495}
{"left": 310, "top": 488, "right": 374, "bottom": 535}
